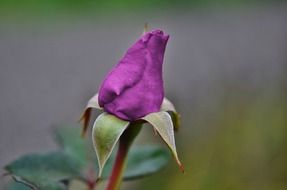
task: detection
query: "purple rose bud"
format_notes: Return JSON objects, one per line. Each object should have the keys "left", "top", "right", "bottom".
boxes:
{"left": 98, "top": 30, "right": 169, "bottom": 121}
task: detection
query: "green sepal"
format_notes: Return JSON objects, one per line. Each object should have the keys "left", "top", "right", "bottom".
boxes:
{"left": 142, "top": 111, "right": 184, "bottom": 172}
{"left": 160, "top": 97, "right": 181, "bottom": 130}
{"left": 79, "top": 93, "right": 102, "bottom": 136}
{"left": 92, "top": 112, "right": 130, "bottom": 178}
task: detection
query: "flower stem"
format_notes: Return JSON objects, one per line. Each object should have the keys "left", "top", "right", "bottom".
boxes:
{"left": 106, "top": 123, "right": 142, "bottom": 190}
{"left": 105, "top": 139, "right": 129, "bottom": 190}
{"left": 86, "top": 166, "right": 97, "bottom": 190}
{"left": 87, "top": 181, "right": 96, "bottom": 190}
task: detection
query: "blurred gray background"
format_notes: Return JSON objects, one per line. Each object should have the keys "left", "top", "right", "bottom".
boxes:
{"left": 1, "top": 1, "right": 287, "bottom": 189}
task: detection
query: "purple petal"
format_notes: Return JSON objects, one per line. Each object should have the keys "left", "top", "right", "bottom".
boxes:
{"left": 98, "top": 30, "right": 169, "bottom": 121}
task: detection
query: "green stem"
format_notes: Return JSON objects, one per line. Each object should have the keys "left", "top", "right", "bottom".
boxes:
{"left": 106, "top": 123, "right": 142, "bottom": 190}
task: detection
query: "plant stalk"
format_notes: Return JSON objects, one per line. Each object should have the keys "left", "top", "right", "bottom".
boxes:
{"left": 106, "top": 123, "right": 142, "bottom": 190}
{"left": 87, "top": 181, "right": 96, "bottom": 190}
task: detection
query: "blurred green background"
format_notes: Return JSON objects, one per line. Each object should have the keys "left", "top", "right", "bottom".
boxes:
{"left": 0, "top": 0, "right": 273, "bottom": 12}
{"left": 1, "top": 0, "right": 287, "bottom": 189}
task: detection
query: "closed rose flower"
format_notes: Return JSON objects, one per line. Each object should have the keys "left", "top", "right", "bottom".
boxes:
{"left": 80, "top": 29, "right": 183, "bottom": 181}
{"left": 98, "top": 30, "right": 169, "bottom": 121}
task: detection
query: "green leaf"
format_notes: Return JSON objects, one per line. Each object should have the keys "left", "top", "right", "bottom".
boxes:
{"left": 5, "top": 152, "right": 82, "bottom": 190}
{"left": 124, "top": 145, "right": 170, "bottom": 179}
{"left": 7, "top": 181, "right": 32, "bottom": 190}
{"left": 102, "top": 145, "right": 171, "bottom": 180}
{"left": 160, "top": 97, "right": 181, "bottom": 130}
{"left": 5, "top": 125, "right": 172, "bottom": 190}
{"left": 92, "top": 112, "right": 130, "bottom": 178}
{"left": 142, "top": 112, "right": 184, "bottom": 172}
{"left": 54, "top": 126, "right": 89, "bottom": 169}
{"left": 79, "top": 93, "right": 102, "bottom": 136}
